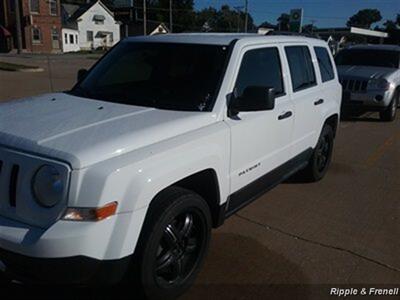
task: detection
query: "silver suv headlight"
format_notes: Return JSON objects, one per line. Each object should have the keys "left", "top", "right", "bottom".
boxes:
{"left": 368, "top": 78, "right": 391, "bottom": 90}
{"left": 32, "top": 165, "right": 66, "bottom": 207}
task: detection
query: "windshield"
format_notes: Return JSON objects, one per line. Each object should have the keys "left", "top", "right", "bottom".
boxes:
{"left": 335, "top": 49, "right": 400, "bottom": 68}
{"left": 69, "top": 42, "right": 230, "bottom": 111}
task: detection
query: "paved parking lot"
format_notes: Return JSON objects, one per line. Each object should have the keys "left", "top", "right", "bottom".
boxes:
{"left": 0, "top": 54, "right": 399, "bottom": 299}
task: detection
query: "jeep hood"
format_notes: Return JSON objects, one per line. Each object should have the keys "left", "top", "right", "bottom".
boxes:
{"left": 0, "top": 93, "right": 217, "bottom": 169}
{"left": 337, "top": 65, "right": 396, "bottom": 80}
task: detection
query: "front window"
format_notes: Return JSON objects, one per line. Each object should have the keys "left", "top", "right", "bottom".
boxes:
{"left": 235, "top": 47, "right": 284, "bottom": 97}
{"left": 335, "top": 49, "right": 400, "bottom": 68}
{"left": 69, "top": 42, "right": 230, "bottom": 112}
{"left": 30, "top": 0, "right": 39, "bottom": 13}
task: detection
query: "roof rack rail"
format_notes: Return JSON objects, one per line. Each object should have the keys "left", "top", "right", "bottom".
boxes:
{"left": 265, "top": 31, "right": 321, "bottom": 39}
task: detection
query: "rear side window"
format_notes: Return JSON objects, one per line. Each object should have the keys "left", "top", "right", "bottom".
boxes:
{"left": 235, "top": 47, "right": 284, "bottom": 97}
{"left": 285, "top": 46, "right": 316, "bottom": 92}
{"left": 314, "top": 47, "right": 335, "bottom": 82}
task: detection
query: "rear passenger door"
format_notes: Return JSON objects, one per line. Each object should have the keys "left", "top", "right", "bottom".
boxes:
{"left": 313, "top": 45, "right": 337, "bottom": 130}
{"left": 284, "top": 44, "right": 321, "bottom": 156}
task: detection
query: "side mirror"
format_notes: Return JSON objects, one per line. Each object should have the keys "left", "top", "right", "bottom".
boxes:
{"left": 229, "top": 86, "right": 275, "bottom": 117}
{"left": 77, "top": 69, "right": 88, "bottom": 82}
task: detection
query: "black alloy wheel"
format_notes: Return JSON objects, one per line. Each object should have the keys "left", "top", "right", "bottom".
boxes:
{"left": 155, "top": 211, "right": 205, "bottom": 287}
{"left": 130, "top": 187, "right": 212, "bottom": 300}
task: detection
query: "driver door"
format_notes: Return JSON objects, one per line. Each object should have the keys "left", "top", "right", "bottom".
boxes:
{"left": 225, "top": 45, "right": 294, "bottom": 209}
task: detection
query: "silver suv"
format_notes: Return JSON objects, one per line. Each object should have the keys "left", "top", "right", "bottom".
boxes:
{"left": 336, "top": 44, "right": 400, "bottom": 121}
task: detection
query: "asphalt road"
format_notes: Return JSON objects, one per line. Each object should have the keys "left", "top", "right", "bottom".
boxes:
{"left": 0, "top": 54, "right": 399, "bottom": 299}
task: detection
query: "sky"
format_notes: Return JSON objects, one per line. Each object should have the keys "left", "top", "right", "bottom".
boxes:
{"left": 194, "top": 0, "right": 400, "bottom": 28}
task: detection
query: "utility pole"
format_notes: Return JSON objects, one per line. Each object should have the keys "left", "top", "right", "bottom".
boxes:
{"left": 244, "top": 0, "right": 248, "bottom": 33}
{"left": 14, "top": 0, "right": 23, "bottom": 54}
{"left": 143, "top": 0, "right": 147, "bottom": 35}
{"left": 169, "top": 0, "right": 173, "bottom": 33}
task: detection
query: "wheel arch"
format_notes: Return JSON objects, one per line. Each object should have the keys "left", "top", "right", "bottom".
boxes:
{"left": 324, "top": 113, "right": 339, "bottom": 137}
{"left": 148, "top": 168, "right": 224, "bottom": 228}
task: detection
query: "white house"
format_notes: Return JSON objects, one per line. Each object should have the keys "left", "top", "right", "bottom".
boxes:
{"left": 61, "top": 1, "right": 120, "bottom": 52}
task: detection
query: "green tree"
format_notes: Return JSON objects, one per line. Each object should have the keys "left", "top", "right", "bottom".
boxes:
{"left": 144, "top": 0, "right": 195, "bottom": 32}
{"left": 346, "top": 9, "right": 382, "bottom": 29}
{"left": 302, "top": 23, "right": 317, "bottom": 33}
{"left": 195, "top": 5, "right": 255, "bottom": 32}
{"left": 277, "top": 13, "right": 290, "bottom": 31}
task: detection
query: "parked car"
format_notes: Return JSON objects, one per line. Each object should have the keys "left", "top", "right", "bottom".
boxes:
{"left": 336, "top": 44, "right": 400, "bottom": 121}
{"left": 0, "top": 34, "right": 341, "bottom": 299}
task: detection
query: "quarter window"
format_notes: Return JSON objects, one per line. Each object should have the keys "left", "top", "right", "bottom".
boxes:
{"left": 285, "top": 46, "right": 316, "bottom": 92}
{"left": 235, "top": 47, "right": 284, "bottom": 98}
{"left": 314, "top": 47, "right": 334, "bottom": 82}
{"left": 30, "top": 0, "right": 39, "bottom": 13}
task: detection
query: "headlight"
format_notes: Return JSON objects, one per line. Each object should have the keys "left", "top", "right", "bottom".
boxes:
{"left": 368, "top": 78, "right": 390, "bottom": 90}
{"left": 32, "top": 165, "right": 65, "bottom": 207}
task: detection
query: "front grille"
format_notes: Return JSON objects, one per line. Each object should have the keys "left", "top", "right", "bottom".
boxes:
{"left": 340, "top": 78, "right": 368, "bottom": 93}
{"left": 0, "top": 158, "right": 21, "bottom": 210}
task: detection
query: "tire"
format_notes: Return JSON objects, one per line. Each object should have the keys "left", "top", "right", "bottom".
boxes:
{"left": 379, "top": 92, "right": 398, "bottom": 122}
{"left": 128, "top": 187, "right": 212, "bottom": 300}
{"left": 302, "top": 124, "right": 334, "bottom": 182}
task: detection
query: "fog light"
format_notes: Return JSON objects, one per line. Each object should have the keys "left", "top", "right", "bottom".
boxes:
{"left": 375, "top": 95, "right": 383, "bottom": 101}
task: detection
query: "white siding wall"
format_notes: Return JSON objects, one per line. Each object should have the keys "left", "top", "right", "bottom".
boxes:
{"left": 62, "top": 28, "right": 80, "bottom": 52}
{"left": 77, "top": 2, "right": 120, "bottom": 50}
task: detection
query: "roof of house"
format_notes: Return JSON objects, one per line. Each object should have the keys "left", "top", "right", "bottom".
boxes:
{"left": 68, "top": 0, "right": 114, "bottom": 21}
{"left": 124, "top": 33, "right": 325, "bottom": 46}
{"left": 347, "top": 44, "right": 400, "bottom": 51}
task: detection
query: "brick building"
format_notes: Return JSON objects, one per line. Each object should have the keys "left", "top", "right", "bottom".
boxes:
{"left": 0, "top": 0, "right": 62, "bottom": 53}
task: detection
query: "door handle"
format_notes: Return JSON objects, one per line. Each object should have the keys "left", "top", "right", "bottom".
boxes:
{"left": 314, "top": 99, "right": 324, "bottom": 106}
{"left": 278, "top": 111, "right": 293, "bottom": 120}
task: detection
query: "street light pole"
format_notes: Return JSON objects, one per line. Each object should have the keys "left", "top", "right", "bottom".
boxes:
{"left": 169, "top": 0, "right": 173, "bottom": 33}
{"left": 14, "top": 0, "right": 23, "bottom": 54}
{"left": 244, "top": 0, "right": 248, "bottom": 33}
{"left": 143, "top": 0, "right": 147, "bottom": 35}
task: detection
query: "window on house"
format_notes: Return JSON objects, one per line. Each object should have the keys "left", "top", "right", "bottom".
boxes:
{"left": 64, "top": 33, "right": 68, "bottom": 44}
{"left": 49, "top": 0, "right": 57, "bottom": 15}
{"left": 69, "top": 34, "right": 74, "bottom": 44}
{"left": 285, "top": 46, "right": 316, "bottom": 92}
{"left": 87, "top": 31, "right": 93, "bottom": 42}
{"left": 75, "top": 35, "right": 78, "bottom": 44}
{"left": 30, "top": 0, "right": 39, "bottom": 13}
{"left": 93, "top": 15, "right": 105, "bottom": 25}
{"left": 9, "top": 0, "right": 15, "bottom": 11}
{"left": 32, "top": 27, "right": 41, "bottom": 43}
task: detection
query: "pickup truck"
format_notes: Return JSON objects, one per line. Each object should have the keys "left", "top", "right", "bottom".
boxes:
{"left": 0, "top": 33, "right": 341, "bottom": 299}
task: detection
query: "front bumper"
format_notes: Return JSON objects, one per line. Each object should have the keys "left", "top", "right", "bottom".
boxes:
{"left": 0, "top": 247, "right": 130, "bottom": 285}
{"left": 0, "top": 206, "right": 148, "bottom": 284}
{"left": 341, "top": 89, "right": 393, "bottom": 112}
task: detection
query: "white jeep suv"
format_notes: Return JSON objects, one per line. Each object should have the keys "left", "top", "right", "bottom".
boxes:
{"left": 0, "top": 34, "right": 341, "bottom": 299}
